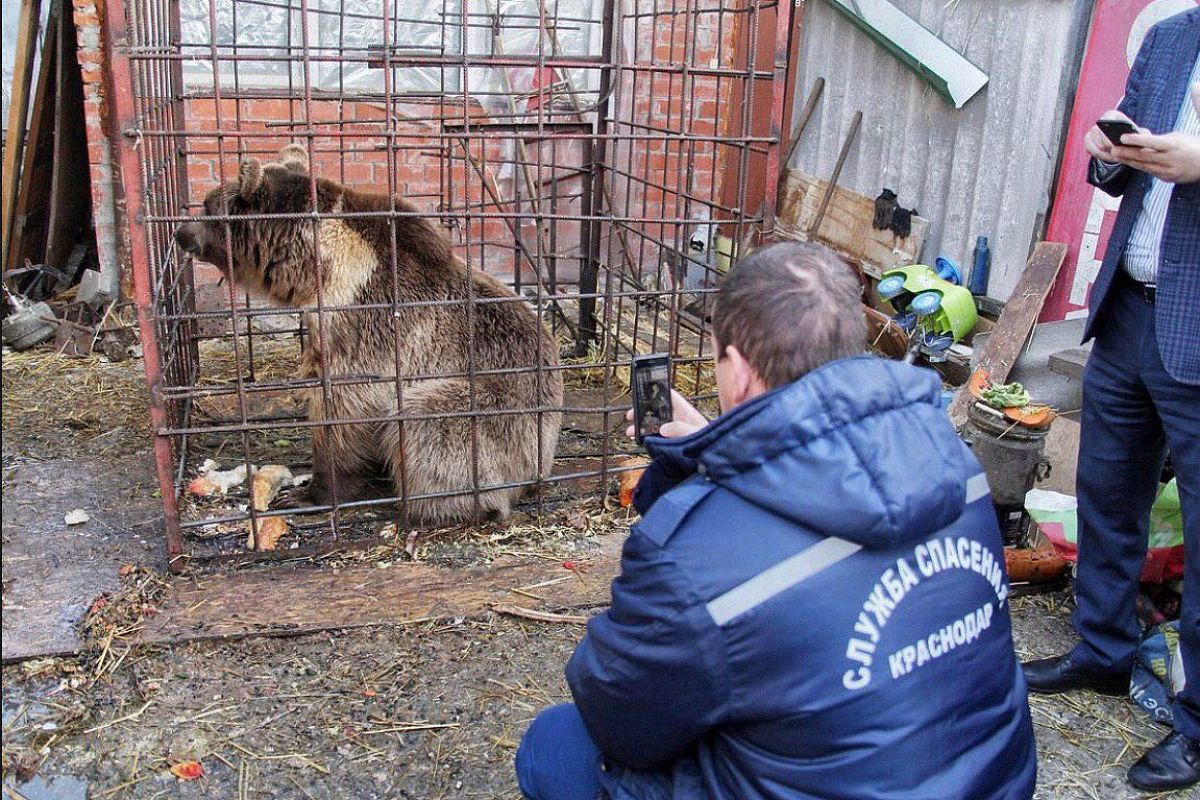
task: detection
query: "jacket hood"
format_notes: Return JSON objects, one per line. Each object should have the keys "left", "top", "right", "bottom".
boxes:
{"left": 644, "top": 356, "right": 977, "bottom": 549}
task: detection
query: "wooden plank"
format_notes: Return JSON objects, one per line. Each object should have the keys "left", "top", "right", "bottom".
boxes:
{"left": 6, "top": 0, "right": 59, "bottom": 272}
{"left": 810, "top": 111, "right": 863, "bottom": 239}
{"left": 1, "top": 0, "right": 44, "bottom": 270}
{"left": 135, "top": 551, "right": 620, "bottom": 647}
{"left": 947, "top": 242, "right": 1068, "bottom": 428}
{"left": 774, "top": 169, "right": 928, "bottom": 275}
{"left": 599, "top": 273, "right": 707, "bottom": 360}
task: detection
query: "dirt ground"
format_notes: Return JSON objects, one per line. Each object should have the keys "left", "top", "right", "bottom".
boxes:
{"left": 1, "top": 348, "right": 1191, "bottom": 800}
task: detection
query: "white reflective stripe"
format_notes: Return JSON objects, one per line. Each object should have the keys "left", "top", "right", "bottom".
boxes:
{"left": 966, "top": 473, "right": 990, "bottom": 504}
{"left": 706, "top": 537, "right": 862, "bottom": 627}
{"left": 706, "top": 474, "right": 989, "bottom": 627}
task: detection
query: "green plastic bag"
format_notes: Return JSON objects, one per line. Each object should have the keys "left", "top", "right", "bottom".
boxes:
{"left": 1026, "top": 480, "right": 1185, "bottom": 583}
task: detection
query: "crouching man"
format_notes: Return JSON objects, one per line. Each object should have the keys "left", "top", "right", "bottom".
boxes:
{"left": 515, "top": 242, "right": 1036, "bottom": 800}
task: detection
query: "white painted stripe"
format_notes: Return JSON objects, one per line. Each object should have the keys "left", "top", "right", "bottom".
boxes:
{"left": 966, "top": 473, "right": 991, "bottom": 504}
{"left": 706, "top": 538, "right": 862, "bottom": 627}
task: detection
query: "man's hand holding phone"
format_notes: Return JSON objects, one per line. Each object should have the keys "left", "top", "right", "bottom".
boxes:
{"left": 1086, "top": 110, "right": 1147, "bottom": 164}
{"left": 1112, "top": 86, "right": 1200, "bottom": 184}
{"left": 625, "top": 389, "right": 709, "bottom": 441}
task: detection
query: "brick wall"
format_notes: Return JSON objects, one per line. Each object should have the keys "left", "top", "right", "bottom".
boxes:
{"left": 180, "top": 96, "right": 581, "bottom": 290}
{"left": 605, "top": 0, "right": 739, "bottom": 286}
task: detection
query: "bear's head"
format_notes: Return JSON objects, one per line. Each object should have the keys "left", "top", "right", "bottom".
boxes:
{"left": 175, "top": 144, "right": 316, "bottom": 299}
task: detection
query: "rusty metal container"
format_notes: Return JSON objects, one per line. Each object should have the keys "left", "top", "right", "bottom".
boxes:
{"left": 962, "top": 401, "right": 1051, "bottom": 545}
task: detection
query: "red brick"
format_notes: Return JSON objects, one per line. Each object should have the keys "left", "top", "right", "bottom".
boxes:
{"left": 187, "top": 162, "right": 215, "bottom": 183}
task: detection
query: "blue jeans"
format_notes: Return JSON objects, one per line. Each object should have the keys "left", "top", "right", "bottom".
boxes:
{"left": 515, "top": 704, "right": 682, "bottom": 800}
{"left": 515, "top": 704, "right": 606, "bottom": 800}
{"left": 1071, "top": 273, "right": 1200, "bottom": 739}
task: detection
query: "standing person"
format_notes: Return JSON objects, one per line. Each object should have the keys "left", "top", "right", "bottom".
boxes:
{"left": 1022, "top": 8, "right": 1200, "bottom": 792}
{"left": 514, "top": 241, "right": 1036, "bottom": 800}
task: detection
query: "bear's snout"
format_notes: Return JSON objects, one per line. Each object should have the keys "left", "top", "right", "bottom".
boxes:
{"left": 175, "top": 222, "right": 204, "bottom": 255}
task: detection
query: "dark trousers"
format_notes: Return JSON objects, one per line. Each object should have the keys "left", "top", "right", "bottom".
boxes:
{"left": 1072, "top": 273, "right": 1200, "bottom": 739}
{"left": 516, "top": 704, "right": 681, "bottom": 800}
{"left": 515, "top": 704, "right": 605, "bottom": 800}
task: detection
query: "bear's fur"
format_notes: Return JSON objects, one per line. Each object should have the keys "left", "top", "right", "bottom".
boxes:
{"left": 175, "top": 145, "right": 563, "bottom": 524}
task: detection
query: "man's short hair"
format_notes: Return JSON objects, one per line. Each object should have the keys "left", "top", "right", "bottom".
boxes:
{"left": 711, "top": 241, "right": 867, "bottom": 388}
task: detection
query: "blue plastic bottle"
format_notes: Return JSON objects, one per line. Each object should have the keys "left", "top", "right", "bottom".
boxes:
{"left": 968, "top": 236, "right": 991, "bottom": 296}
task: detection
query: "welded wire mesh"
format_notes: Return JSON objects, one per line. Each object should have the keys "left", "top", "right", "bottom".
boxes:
{"left": 108, "top": 0, "right": 790, "bottom": 568}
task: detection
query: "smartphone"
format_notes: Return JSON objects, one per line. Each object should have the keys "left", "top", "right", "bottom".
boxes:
{"left": 631, "top": 353, "right": 673, "bottom": 445}
{"left": 1097, "top": 118, "right": 1139, "bottom": 146}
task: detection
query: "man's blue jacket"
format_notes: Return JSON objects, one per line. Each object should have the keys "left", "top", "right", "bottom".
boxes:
{"left": 566, "top": 356, "right": 1037, "bottom": 800}
{"left": 1084, "top": 9, "right": 1200, "bottom": 385}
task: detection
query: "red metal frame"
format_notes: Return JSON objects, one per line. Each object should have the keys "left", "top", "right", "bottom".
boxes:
{"left": 103, "top": 0, "right": 188, "bottom": 569}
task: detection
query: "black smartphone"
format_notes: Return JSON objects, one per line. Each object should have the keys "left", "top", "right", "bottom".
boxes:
{"left": 1097, "top": 118, "right": 1139, "bottom": 146}
{"left": 631, "top": 353, "right": 673, "bottom": 445}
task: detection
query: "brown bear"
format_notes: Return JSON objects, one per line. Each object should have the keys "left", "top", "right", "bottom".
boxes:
{"left": 175, "top": 144, "right": 563, "bottom": 524}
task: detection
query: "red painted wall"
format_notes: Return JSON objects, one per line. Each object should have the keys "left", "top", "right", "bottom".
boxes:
{"left": 1042, "top": 0, "right": 1199, "bottom": 322}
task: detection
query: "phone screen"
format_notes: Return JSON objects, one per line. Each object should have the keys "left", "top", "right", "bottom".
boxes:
{"left": 633, "top": 355, "right": 673, "bottom": 444}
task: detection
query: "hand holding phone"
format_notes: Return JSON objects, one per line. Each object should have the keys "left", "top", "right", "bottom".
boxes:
{"left": 1096, "top": 118, "right": 1141, "bottom": 146}
{"left": 625, "top": 389, "right": 709, "bottom": 441}
{"left": 631, "top": 354, "right": 674, "bottom": 445}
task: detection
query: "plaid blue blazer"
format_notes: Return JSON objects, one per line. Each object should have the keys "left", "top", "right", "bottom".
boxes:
{"left": 1085, "top": 8, "right": 1200, "bottom": 385}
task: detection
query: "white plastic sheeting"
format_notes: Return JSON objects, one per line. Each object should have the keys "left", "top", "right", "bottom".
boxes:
{"left": 177, "top": 0, "right": 604, "bottom": 107}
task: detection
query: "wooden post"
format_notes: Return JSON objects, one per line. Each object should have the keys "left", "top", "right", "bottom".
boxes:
{"left": 947, "top": 242, "right": 1068, "bottom": 428}
{"left": 2, "top": 0, "right": 45, "bottom": 271}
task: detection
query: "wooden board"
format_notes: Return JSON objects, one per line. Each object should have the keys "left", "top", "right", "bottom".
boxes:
{"left": 2, "top": 455, "right": 164, "bottom": 664}
{"left": 1, "top": 0, "right": 44, "bottom": 270}
{"left": 6, "top": 0, "right": 59, "bottom": 272}
{"left": 599, "top": 273, "right": 707, "bottom": 360}
{"left": 136, "top": 550, "right": 620, "bottom": 647}
{"left": 947, "top": 241, "right": 1068, "bottom": 428}
{"left": 774, "top": 169, "right": 929, "bottom": 276}
{"left": 1040, "top": 416, "right": 1080, "bottom": 496}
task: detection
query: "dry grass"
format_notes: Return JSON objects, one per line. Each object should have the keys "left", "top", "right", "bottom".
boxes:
{"left": 194, "top": 335, "right": 304, "bottom": 387}
{"left": 1, "top": 348, "right": 151, "bottom": 458}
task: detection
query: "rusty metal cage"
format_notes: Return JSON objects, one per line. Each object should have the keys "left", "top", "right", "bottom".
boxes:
{"left": 104, "top": 0, "right": 795, "bottom": 570}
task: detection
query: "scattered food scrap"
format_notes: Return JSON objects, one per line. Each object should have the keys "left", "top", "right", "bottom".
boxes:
{"left": 246, "top": 515, "right": 290, "bottom": 551}
{"left": 616, "top": 456, "right": 650, "bottom": 508}
{"left": 168, "top": 760, "right": 205, "bottom": 781}
{"left": 252, "top": 464, "right": 295, "bottom": 511}
{"left": 979, "top": 381, "right": 1031, "bottom": 410}
{"left": 1002, "top": 404, "right": 1056, "bottom": 430}
{"left": 1004, "top": 546, "right": 1070, "bottom": 584}
{"left": 188, "top": 463, "right": 249, "bottom": 497}
{"left": 967, "top": 372, "right": 1056, "bottom": 430}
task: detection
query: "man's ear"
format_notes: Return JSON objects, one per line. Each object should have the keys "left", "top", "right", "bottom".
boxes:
{"left": 238, "top": 158, "right": 263, "bottom": 198}
{"left": 278, "top": 144, "right": 309, "bottom": 174}
{"left": 723, "top": 345, "right": 763, "bottom": 407}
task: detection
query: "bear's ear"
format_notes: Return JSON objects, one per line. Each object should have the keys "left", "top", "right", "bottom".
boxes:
{"left": 278, "top": 144, "right": 309, "bottom": 174}
{"left": 238, "top": 158, "right": 263, "bottom": 198}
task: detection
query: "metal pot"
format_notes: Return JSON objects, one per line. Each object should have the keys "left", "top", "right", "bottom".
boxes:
{"left": 962, "top": 402, "right": 1052, "bottom": 545}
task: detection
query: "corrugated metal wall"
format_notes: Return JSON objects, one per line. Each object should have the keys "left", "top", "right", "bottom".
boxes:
{"left": 787, "top": 0, "right": 1093, "bottom": 300}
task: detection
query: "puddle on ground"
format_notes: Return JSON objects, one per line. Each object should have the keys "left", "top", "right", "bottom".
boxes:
{"left": 4, "top": 774, "right": 89, "bottom": 800}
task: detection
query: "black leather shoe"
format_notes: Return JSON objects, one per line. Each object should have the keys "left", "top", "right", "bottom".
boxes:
{"left": 1128, "top": 732, "right": 1200, "bottom": 791}
{"left": 1021, "top": 654, "right": 1130, "bottom": 696}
